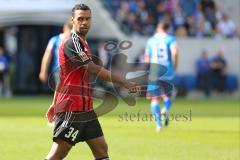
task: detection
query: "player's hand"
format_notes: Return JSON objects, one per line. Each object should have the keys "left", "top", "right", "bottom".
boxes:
{"left": 124, "top": 81, "right": 141, "bottom": 94}
{"left": 46, "top": 104, "right": 55, "bottom": 123}
{"left": 39, "top": 72, "right": 48, "bottom": 83}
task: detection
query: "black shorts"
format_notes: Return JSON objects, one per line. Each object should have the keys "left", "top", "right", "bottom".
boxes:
{"left": 53, "top": 111, "right": 103, "bottom": 146}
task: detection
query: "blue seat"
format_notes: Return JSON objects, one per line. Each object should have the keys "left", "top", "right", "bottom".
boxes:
{"left": 226, "top": 74, "right": 238, "bottom": 90}
{"left": 173, "top": 75, "right": 183, "bottom": 87}
{"left": 173, "top": 75, "right": 197, "bottom": 91}
{"left": 182, "top": 75, "right": 197, "bottom": 90}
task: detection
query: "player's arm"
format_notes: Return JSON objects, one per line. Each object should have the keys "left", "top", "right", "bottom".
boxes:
{"left": 39, "top": 38, "right": 54, "bottom": 82}
{"left": 64, "top": 39, "right": 139, "bottom": 92}
{"left": 46, "top": 91, "right": 57, "bottom": 123}
{"left": 170, "top": 41, "right": 179, "bottom": 70}
{"left": 86, "top": 62, "right": 139, "bottom": 92}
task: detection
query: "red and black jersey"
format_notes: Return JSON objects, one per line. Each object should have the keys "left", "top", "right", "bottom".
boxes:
{"left": 53, "top": 31, "right": 93, "bottom": 113}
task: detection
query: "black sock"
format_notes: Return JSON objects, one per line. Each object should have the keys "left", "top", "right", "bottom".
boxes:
{"left": 95, "top": 156, "right": 109, "bottom": 160}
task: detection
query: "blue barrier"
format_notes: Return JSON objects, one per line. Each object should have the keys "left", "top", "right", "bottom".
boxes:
{"left": 173, "top": 74, "right": 238, "bottom": 91}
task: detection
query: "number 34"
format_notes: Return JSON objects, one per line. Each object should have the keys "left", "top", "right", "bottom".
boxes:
{"left": 65, "top": 127, "right": 79, "bottom": 141}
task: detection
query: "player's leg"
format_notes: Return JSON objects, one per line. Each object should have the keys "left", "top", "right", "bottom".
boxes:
{"left": 162, "top": 95, "right": 172, "bottom": 113}
{"left": 162, "top": 95, "right": 172, "bottom": 126}
{"left": 147, "top": 81, "right": 162, "bottom": 131}
{"left": 45, "top": 139, "right": 72, "bottom": 160}
{"left": 45, "top": 112, "right": 81, "bottom": 160}
{"left": 83, "top": 117, "right": 109, "bottom": 159}
{"left": 161, "top": 79, "right": 175, "bottom": 126}
{"left": 86, "top": 136, "right": 109, "bottom": 160}
{"left": 150, "top": 97, "right": 162, "bottom": 131}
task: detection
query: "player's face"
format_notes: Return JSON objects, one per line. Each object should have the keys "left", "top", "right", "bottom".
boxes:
{"left": 72, "top": 10, "right": 91, "bottom": 37}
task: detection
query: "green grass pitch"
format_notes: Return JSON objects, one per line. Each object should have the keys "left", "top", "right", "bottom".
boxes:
{"left": 0, "top": 96, "right": 239, "bottom": 160}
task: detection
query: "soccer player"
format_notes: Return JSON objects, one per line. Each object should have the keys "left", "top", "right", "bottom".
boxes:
{"left": 39, "top": 20, "right": 72, "bottom": 84}
{"left": 44, "top": 4, "right": 140, "bottom": 160}
{"left": 145, "top": 20, "right": 179, "bottom": 131}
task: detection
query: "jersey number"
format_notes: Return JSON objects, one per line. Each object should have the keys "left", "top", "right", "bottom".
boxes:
{"left": 65, "top": 127, "right": 79, "bottom": 141}
{"left": 156, "top": 43, "right": 168, "bottom": 62}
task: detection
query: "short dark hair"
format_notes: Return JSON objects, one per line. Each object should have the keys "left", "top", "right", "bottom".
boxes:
{"left": 157, "top": 20, "right": 170, "bottom": 31}
{"left": 72, "top": 3, "right": 91, "bottom": 17}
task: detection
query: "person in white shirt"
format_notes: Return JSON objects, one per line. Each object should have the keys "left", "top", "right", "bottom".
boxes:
{"left": 216, "top": 14, "right": 236, "bottom": 38}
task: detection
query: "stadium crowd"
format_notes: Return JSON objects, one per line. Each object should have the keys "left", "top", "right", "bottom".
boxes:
{"left": 103, "top": 0, "right": 239, "bottom": 38}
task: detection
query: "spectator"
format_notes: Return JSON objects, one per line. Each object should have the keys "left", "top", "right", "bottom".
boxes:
{"left": 156, "top": 1, "right": 166, "bottom": 22}
{"left": 196, "top": 50, "right": 211, "bottom": 96}
{"left": 216, "top": 13, "right": 237, "bottom": 38}
{"left": 173, "top": 3, "right": 185, "bottom": 31}
{"left": 136, "top": 0, "right": 148, "bottom": 23}
{"left": 116, "top": 1, "right": 129, "bottom": 24}
{"left": 121, "top": 12, "right": 139, "bottom": 35}
{"left": 200, "top": 0, "right": 215, "bottom": 12}
{"left": 0, "top": 47, "right": 9, "bottom": 97}
{"left": 128, "top": 0, "right": 138, "bottom": 12}
{"left": 185, "top": 14, "right": 197, "bottom": 36}
{"left": 210, "top": 49, "right": 227, "bottom": 93}
{"left": 165, "top": 0, "right": 176, "bottom": 13}
{"left": 179, "top": 0, "right": 198, "bottom": 17}
{"left": 200, "top": 0, "right": 216, "bottom": 28}
{"left": 136, "top": 0, "right": 149, "bottom": 34}
{"left": 197, "top": 15, "right": 212, "bottom": 37}
{"left": 215, "top": 3, "right": 224, "bottom": 22}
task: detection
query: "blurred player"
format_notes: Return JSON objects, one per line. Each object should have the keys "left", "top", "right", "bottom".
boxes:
{"left": 44, "top": 4, "right": 140, "bottom": 160}
{"left": 39, "top": 20, "right": 72, "bottom": 84}
{"left": 145, "top": 20, "right": 179, "bottom": 131}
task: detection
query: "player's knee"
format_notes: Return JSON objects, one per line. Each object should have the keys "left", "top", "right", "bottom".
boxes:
{"left": 103, "top": 143, "right": 108, "bottom": 154}
{"left": 99, "top": 143, "right": 108, "bottom": 155}
{"left": 46, "top": 149, "right": 70, "bottom": 160}
{"left": 93, "top": 143, "right": 108, "bottom": 158}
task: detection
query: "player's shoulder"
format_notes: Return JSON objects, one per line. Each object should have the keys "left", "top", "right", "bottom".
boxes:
{"left": 164, "top": 33, "right": 173, "bottom": 38}
{"left": 64, "top": 33, "right": 84, "bottom": 51}
{"left": 147, "top": 35, "right": 156, "bottom": 45}
{"left": 63, "top": 37, "right": 74, "bottom": 51}
{"left": 165, "top": 34, "right": 176, "bottom": 44}
{"left": 65, "top": 32, "right": 80, "bottom": 44}
{"left": 167, "top": 34, "right": 176, "bottom": 41}
{"left": 47, "top": 34, "right": 61, "bottom": 49}
{"left": 49, "top": 34, "right": 61, "bottom": 42}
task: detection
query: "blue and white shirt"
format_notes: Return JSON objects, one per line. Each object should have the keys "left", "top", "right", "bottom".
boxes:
{"left": 145, "top": 33, "right": 177, "bottom": 80}
{"left": 46, "top": 34, "right": 64, "bottom": 71}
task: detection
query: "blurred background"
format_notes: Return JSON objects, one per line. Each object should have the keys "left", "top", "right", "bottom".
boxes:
{"left": 0, "top": 0, "right": 240, "bottom": 97}
{"left": 0, "top": 0, "right": 239, "bottom": 159}
{"left": 0, "top": 0, "right": 239, "bottom": 97}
